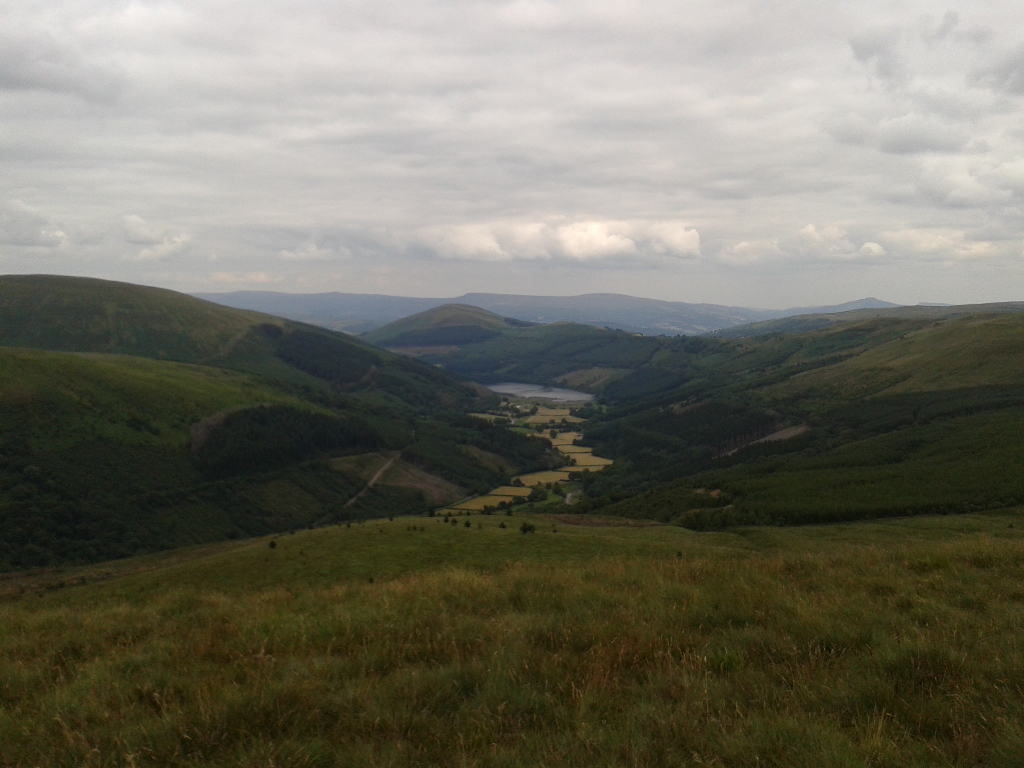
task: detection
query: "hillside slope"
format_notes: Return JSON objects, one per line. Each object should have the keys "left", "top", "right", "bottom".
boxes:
{"left": 4, "top": 511, "right": 1024, "bottom": 766}
{"left": 0, "top": 347, "right": 556, "bottom": 570}
{"left": 576, "top": 311, "right": 1024, "bottom": 526}
{"left": 0, "top": 276, "right": 567, "bottom": 570}
{"left": 0, "top": 274, "right": 485, "bottom": 413}
{"left": 712, "top": 300, "right": 1024, "bottom": 339}
{"left": 415, "top": 322, "right": 670, "bottom": 386}
{"left": 363, "top": 303, "right": 534, "bottom": 348}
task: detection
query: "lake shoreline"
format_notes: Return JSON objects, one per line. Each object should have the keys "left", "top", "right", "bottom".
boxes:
{"left": 481, "top": 382, "right": 594, "bottom": 403}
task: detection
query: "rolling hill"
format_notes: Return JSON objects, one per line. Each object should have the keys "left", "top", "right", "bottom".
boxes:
{"left": 712, "top": 300, "right": 1024, "bottom": 339}
{"left": 0, "top": 276, "right": 563, "bottom": 570}
{"left": 573, "top": 310, "right": 1024, "bottom": 527}
{"left": 0, "top": 274, "right": 485, "bottom": 412}
{"left": 195, "top": 288, "right": 902, "bottom": 336}
{"left": 362, "top": 303, "right": 535, "bottom": 348}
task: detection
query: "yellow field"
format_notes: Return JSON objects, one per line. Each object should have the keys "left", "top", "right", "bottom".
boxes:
{"left": 450, "top": 495, "right": 512, "bottom": 511}
{"left": 490, "top": 486, "right": 532, "bottom": 497}
{"left": 524, "top": 414, "right": 584, "bottom": 424}
{"left": 513, "top": 470, "right": 573, "bottom": 486}
{"left": 537, "top": 406, "right": 570, "bottom": 416}
{"left": 568, "top": 454, "right": 614, "bottom": 467}
{"left": 558, "top": 445, "right": 592, "bottom": 453}
{"left": 550, "top": 432, "right": 582, "bottom": 445}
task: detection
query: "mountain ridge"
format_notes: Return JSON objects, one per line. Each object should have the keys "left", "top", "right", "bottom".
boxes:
{"left": 193, "top": 289, "right": 903, "bottom": 336}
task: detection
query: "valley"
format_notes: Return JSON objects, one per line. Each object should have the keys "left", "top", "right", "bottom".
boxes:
{"left": 3, "top": 274, "right": 1024, "bottom": 765}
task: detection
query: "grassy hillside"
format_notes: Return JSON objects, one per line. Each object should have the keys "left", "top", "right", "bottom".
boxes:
{"left": 3, "top": 510, "right": 1024, "bottom": 766}
{"left": 0, "top": 274, "right": 487, "bottom": 413}
{"left": 712, "top": 300, "right": 1024, "bottom": 339}
{"left": 363, "top": 303, "right": 536, "bottom": 348}
{"left": 0, "top": 277, "right": 575, "bottom": 570}
{"left": 418, "top": 322, "right": 669, "bottom": 385}
{"left": 0, "top": 347, "right": 556, "bottom": 570}
{"left": 575, "top": 312, "right": 1024, "bottom": 527}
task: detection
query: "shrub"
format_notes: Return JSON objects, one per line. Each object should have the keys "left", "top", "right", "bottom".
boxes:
{"left": 520, "top": 521, "right": 535, "bottom": 534}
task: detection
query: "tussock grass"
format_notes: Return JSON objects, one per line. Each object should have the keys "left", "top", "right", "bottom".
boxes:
{"left": 3, "top": 513, "right": 1024, "bottom": 765}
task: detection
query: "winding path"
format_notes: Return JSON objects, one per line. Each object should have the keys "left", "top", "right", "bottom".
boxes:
{"left": 344, "top": 454, "right": 399, "bottom": 507}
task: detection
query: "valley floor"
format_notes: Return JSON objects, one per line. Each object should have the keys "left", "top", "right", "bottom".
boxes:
{"left": 3, "top": 510, "right": 1024, "bottom": 766}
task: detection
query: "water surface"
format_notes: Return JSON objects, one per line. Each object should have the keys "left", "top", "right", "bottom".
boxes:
{"left": 483, "top": 382, "right": 593, "bottom": 402}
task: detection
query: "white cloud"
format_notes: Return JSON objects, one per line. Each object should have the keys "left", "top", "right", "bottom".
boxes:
{"left": 211, "top": 271, "right": 283, "bottom": 285}
{"left": 137, "top": 234, "right": 191, "bottom": 262}
{"left": 123, "top": 215, "right": 190, "bottom": 260}
{"left": 859, "top": 242, "right": 887, "bottom": 259}
{"left": 557, "top": 222, "right": 639, "bottom": 260}
{"left": 719, "top": 240, "right": 781, "bottom": 266}
{"left": 123, "top": 215, "right": 165, "bottom": 245}
{"left": 0, "top": 201, "right": 66, "bottom": 247}
{"left": 416, "top": 220, "right": 700, "bottom": 263}
{"left": 882, "top": 229, "right": 1002, "bottom": 260}
{"left": 279, "top": 242, "right": 340, "bottom": 260}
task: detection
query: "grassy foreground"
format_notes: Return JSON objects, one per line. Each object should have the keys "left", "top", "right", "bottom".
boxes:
{"left": 4, "top": 513, "right": 1024, "bottom": 767}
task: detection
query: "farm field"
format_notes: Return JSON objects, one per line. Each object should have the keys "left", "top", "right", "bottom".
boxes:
{"left": 568, "top": 453, "right": 614, "bottom": 467}
{"left": 558, "top": 444, "right": 592, "bottom": 453}
{"left": 450, "top": 495, "right": 514, "bottom": 511}
{"left": 3, "top": 510, "right": 1024, "bottom": 766}
{"left": 490, "top": 486, "right": 533, "bottom": 497}
{"left": 467, "top": 412, "right": 502, "bottom": 421}
{"left": 550, "top": 431, "right": 582, "bottom": 445}
{"left": 514, "top": 469, "right": 574, "bottom": 486}
{"left": 524, "top": 412, "right": 584, "bottom": 424}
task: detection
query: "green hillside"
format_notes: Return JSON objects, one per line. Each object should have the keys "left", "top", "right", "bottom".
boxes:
{"left": 363, "top": 303, "right": 535, "bottom": 348}
{"left": 574, "top": 312, "right": 1024, "bottom": 527}
{"left": 712, "top": 300, "right": 1024, "bottom": 339}
{"left": 418, "top": 321, "right": 669, "bottom": 385}
{"left": 0, "top": 347, "right": 558, "bottom": 570}
{"left": 0, "top": 275, "right": 484, "bottom": 412}
{"left": 0, "top": 277, "right": 572, "bottom": 570}
{"left": 4, "top": 510, "right": 1024, "bottom": 766}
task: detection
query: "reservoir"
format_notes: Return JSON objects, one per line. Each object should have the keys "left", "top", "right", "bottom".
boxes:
{"left": 483, "top": 382, "right": 594, "bottom": 403}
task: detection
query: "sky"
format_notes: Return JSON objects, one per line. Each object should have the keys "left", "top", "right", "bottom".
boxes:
{"left": 2, "top": 0, "right": 1023, "bottom": 308}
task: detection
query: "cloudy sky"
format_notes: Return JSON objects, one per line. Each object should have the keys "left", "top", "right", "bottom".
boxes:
{"left": 2, "top": 0, "right": 1023, "bottom": 307}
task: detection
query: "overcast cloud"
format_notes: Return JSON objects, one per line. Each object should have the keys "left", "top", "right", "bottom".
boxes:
{"left": 1, "top": 0, "right": 1022, "bottom": 306}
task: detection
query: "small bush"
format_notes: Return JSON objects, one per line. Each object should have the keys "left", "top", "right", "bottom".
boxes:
{"left": 520, "top": 522, "right": 535, "bottom": 534}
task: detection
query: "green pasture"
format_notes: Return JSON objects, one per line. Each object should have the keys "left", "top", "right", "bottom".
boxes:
{"left": 4, "top": 512, "right": 1024, "bottom": 766}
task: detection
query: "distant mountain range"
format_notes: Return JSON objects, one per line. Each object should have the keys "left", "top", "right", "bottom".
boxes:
{"left": 193, "top": 291, "right": 902, "bottom": 336}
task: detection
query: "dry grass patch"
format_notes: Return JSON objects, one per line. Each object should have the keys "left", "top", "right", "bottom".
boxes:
{"left": 451, "top": 495, "right": 513, "bottom": 511}
{"left": 514, "top": 470, "right": 573, "bottom": 486}
{"left": 568, "top": 454, "right": 613, "bottom": 467}
{"left": 490, "top": 486, "right": 533, "bottom": 497}
{"left": 550, "top": 432, "right": 583, "bottom": 446}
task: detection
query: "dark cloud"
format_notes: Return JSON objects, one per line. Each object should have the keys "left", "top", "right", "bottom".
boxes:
{"left": 972, "top": 45, "right": 1024, "bottom": 95}
{"left": 0, "top": 30, "right": 122, "bottom": 101}
{"left": 850, "top": 28, "right": 908, "bottom": 84}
